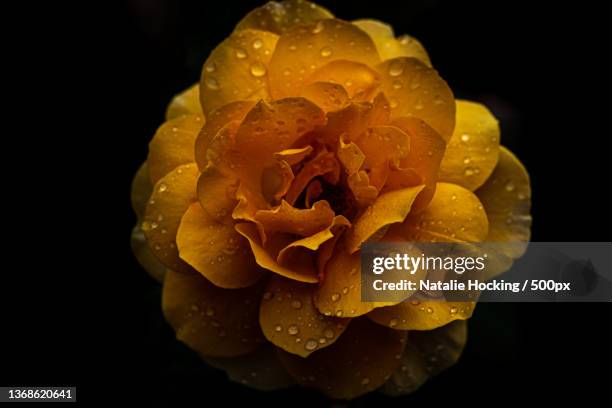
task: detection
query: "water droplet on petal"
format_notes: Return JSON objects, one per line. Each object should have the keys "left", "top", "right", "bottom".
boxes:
{"left": 288, "top": 325, "right": 299, "bottom": 335}
{"left": 252, "top": 38, "right": 263, "bottom": 49}
{"left": 389, "top": 60, "right": 404, "bottom": 77}
{"left": 235, "top": 47, "right": 248, "bottom": 59}
{"left": 305, "top": 339, "right": 318, "bottom": 351}
{"left": 250, "top": 62, "right": 267, "bottom": 77}
{"left": 320, "top": 46, "right": 332, "bottom": 57}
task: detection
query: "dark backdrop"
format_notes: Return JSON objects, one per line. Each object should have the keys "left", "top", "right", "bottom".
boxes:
{"left": 3, "top": 0, "right": 610, "bottom": 405}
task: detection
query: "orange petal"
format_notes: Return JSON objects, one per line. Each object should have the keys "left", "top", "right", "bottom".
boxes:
{"left": 130, "top": 162, "right": 151, "bottom": 219}
{"left": 284, "top": 149, "right": 339, "bottom": 205}
{"left": 438, "top": 100, "right": 501, "bottom": 191}
{"left": 300, "top": 81, "right": 349, "bottom": 112}
{"left": 391, "top": 116, "right": 446, "bottom": 212}
{"left": 381, "top": 320, "right": 467, "bottom": 396}
{"left": 337, "top": 133, "right": 365, "bottom": 176}
{"left": 203, "top": 345, "right": 295, "bottom": 391}
{"left": 195, "top": 101, "right": 255, "bottom": 170}
{"left": 176, "top": 202, "right": 265, "bottom": 289}
{"left": 304, "top": 180, "right": 323, "bottom": 208}
{"left": 315, "top": 216, "right": 352, "bottom": 279}
{"left": 200, "top": 29, "right": 278, "bottom": 115}
{"left": 261, "top": 159, "right": 295, "bottom": 202}
{"left": 476, "top": 147, "right": 531, "bottom": 278}
{"left": 234, "top": 0, "right": 334, "bottom": 35}
{"left": 165, "top": 83, "right": 202, "bottom": 120}
{"left": 347, "top": 170, "right": 379, "bottom": 207}
{"left": 306, "top": 60, "right": 381, "bottom": 100}
{"left": 131, "top": 224, "right": 166, "bottom": 282}
{"left": 345, "top": 185, "right": 425, "bottom": 254}
{"left": 388, "top": 182, "right": 489, "bottom": 243}
{"left": 259, "top": 275, "right": 349, "bottom": 357}
{"left": 352, "top": 19, "right": 431, "bottom": 65}
{"left": 255, "top": 200, "right": 335, "bottom": 238}
{"left": 142, "top": 163, "right": 199, "bottom": 273}
{"left": 315, "top": 245, "right": 378, "bottom": 318}
{"left": 162, "top": 268, "right": 265, "bottom": 357}
{"left": 235, "top": 223, "right": 318, "bottom": 283}
{"left": 273, "top": 145, "right": 313, "bottom": 166}
{"left": 368, "top": 300, "right": 475, "bottom": 331}
{"left": 268, "top": 19, "right": 380, "bottom": 99}
{"left": 377, "top": 57, "right": 455, "bottom": 141}
{"left": 277, "top": 317, "right": 406, "bottom": 399}
{"left": 277, "top": 215, "right": 350, "bottom": 267}
{"left": 197, "top": 165, "right": 239, "bottom": 224}
{"left": 147, "top": 114, "right": 203, "bottom": 185}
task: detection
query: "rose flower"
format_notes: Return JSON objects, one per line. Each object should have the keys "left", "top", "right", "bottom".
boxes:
{"left": 130, "top": 0, "right": 531, "bottom": 399}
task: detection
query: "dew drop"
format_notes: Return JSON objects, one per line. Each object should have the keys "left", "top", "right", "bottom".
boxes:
{"left": 461, "top": 133, "right": 470, "bottom": 142}
{"left": 389, "top": 317, "right": 399, "bottom": 328}
{"left": 389, "top": 60, "right": 404, "bottom": 77}
{"left": 291, "top": 300, "right": 302, "bottom": 309}
{"left": 274, "top": 324, "right": 283, "bottom": 332}
{"left": 252, "top": 38, "right": 263, "bottom": 49}
{"left": 361, "top": 377, "right": 371, "bottom": 386}
{"left": 505, "top": 181, "right": 516, "bottom": 192}
{"left": 205, "top": 76, "right": 219, "bottom": 90}
{"left": 305, "top": 339, "right": 318, "bottom": 351}
{"left": 312, "top": 21, "right": 325, "bottom": 34}
{"left": 320, "top": 46, "right": 332, "bottom": 57}
{"left": 331, "top": 293, "right": 340, "bottom": 302}
{"left": 235, "top": 47, "right": 248, "bottom": 59}
{"left": 323, "top": 328, "right": 335, "bottom": 339}
{"left": 250, "top": 62, "right": 267, "bottom": 77}
{"left": 158, "top": 183, "right": 167, "bottom": 193}
{"left": 288, "top": 325, "right": 299, "bottom": 335}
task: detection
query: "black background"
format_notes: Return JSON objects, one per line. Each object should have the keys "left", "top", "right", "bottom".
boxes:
{"left": 3, "top": 0, "right": 611, "bottom": 405}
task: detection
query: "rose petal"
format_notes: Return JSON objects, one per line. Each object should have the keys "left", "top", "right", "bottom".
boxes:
{"left": 476, "top": 147, "right": 531, "bottom": 278}
{"left": 304, "top": 180, "right": 323, "bottom": 207}
{"left": 300, "top": 81, "right": 349, "bottom": 112}
{"left": 147, "top": 114, "right": 203, "bottom": 185}
{"left": 131, "top": 162, "right": 151, "bottom": 219}
{"left": 195, "top": 101, "right": 255, "bottom": 170}
{"left": 255, "top": 200, "right": 335, "bottom": 238}
{"left": 200, "top": 29, "right": 279, "bottom": 115}
{"left": 203, "top": 345, "right": 295, "bottom": 391}
{"left": 197, "top": 165, "right": 239, "bottom": 224}
{"left": 165, "top": 83, "right": 203, "bottom": 120}
{"left": 377, "top": 57, "right": 455, "bottom": 141}
{"left": 388, "top": 182, "right": 489, "bottom": 243}
{"left": 368, "top": 300, "right": 475, "bottom": 331}
{"left": 259, "top": 275, "right": 349, "bottom": 357}
{"left": 284, "top": 149, "right": 339, "bottom": 205}
{"left": 380, "top": 320, "right": 467, "bottom": 396}
{"left": 391, "top": 116, "right": 446, "bottom": 212}
{"left": 162, "top": 268, "right": 265, "bottom": 357}
{"left": 235, "top": 223, "right": 318, "bottom": 283}
{"left": 306, "top": 60, "right": 381, "bottom": 100}
{"left": 131, "top": 224, "right": 166, "bottom": 282}
{"left": 268, "top": 19, "right": 380, "bottom": 99}
{"left": 234, "top": 0, "right": 333, "bottom": 35}
{"left": 273, "top": 145, "right": 313, "bottom": 166}
{"left": 345, "top": 185, "right": 425, "bottom": 254}
{"left": 176, "top": 202, "right": 265, "bottom": 289}
{"left": 142, "top": 163, "right": 199, "bottom": 273}
{"left": 438, "top": 100, "right": 501, "bottom": 191}
{"left": 277, "top": 317, "right": 406, "bottom": 399}
{"left": 337, "top": 133, "right": 365, "bottom": 176}
{"left": 352, "top": 19, "right": 431, "bottom": 65}
{"left": 347, "top": 170, "right": 379, "bottom": 207}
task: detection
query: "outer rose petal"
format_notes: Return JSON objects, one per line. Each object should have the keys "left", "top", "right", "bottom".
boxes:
{"left": 277, "top": 317, "right": 406, "bottom": 399}
{"left": 142, "top": 163, "right": 199, "bottom": 274}
{"left": 234, "top": 0, "right": 333, "bottom": 35}
{"left": 162, "top": 269, "right": 265, "bottom": 357}
{"left": 235, "top": 223, "right": 318, "bottom": 283}
{"left": 391, "top": 116, "right": 446, "bottom": 212}
{"left": 381, "top": 320, "right": 467, "bottom": 396}
{"left": 388, "top": 182, "right": 489, "bottom": 243}
{"left": 255, "top": 200, "right": 335, "bottom": 238}
{"left": 165, "top": 83, "right": 203, "bottom": 120}
{"left": 195, "top": 101, "right": 255, "bottom": 171}
{"left": 259, "top": 275, "right": 349, "bottom": 357}
{"left": 377, "top": 57, "right": 455, "bottom": 141}
{"left": 176, "top": 202, "right": 265, "bottom": 289}
{"left": 476, "top": 147, "right": 531, "bottom": 278}
{"left": 352, "top": 19, "right": 431, "bottom": 65}
{"left": 130, "top": 224, "right": 166, "bottom": 282}
{"left": 147, "top": 114, "right": 204, "bottom": 185}
{"left": 438, "top": 100, "right": 501, "bottom": 191}
{"left": 203, "top": 345, "right": 295, "bottom": 391}
{"left": 367, "top": 300, "right": 475, "bottom": 331}
{"left": 268, "top": 19, "right": 380, "bottom": 99}
{"left": 130, "top": 162, "right": 151, "bottom": 220}
{"left": 345, "top": 185, "right": 425, "bottom": 254}
{"left": 306, "top": 60, "right": 381, "bottom": 100}
{"left": 200, "top": 29, "right": 279, "bottom": 115}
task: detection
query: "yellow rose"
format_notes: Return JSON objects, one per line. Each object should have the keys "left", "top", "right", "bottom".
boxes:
{"left": 130, "top": 0, "right": 531, "bottom": 398}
